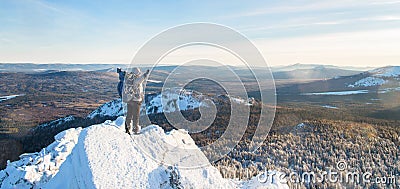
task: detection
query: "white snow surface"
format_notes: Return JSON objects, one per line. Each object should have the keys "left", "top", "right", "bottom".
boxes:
{"left": 229, "top": 96, "right": 254, "bottom": 106}
{"left": 147, "top": 79, "right": 162, "bottom": 83}
{"left": 302, "top": 90, "right": 369, "bottom": 96}
{"left": 0, "top": 127, "right": 82, "bottom": 188}
{"left": 321, "top": 105, "right": 338, "bottom": 109}
{"left": 378, "top": 87, "right": 400, "bottom": 94}
{"left": 0, "top": 94, "right": 24, "bottom": 102}
{"left": 347, "top": 77, "right": 387, "bottom": 87}
{"left": 1, "top": 117, "right": 288, "bottom": 188}
{"left": 295, "top": 123, "right": 306, "bottom": 129}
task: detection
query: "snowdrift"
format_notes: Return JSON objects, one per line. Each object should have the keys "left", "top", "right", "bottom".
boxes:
{"left": 0, "top": 117, "right": 288, "bottom": 189}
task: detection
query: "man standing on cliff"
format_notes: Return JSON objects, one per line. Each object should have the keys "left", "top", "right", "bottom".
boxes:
{"left": 121, "top": 67, "right": 149, "bottom": 135}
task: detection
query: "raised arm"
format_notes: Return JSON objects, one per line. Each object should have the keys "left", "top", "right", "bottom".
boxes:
{"left": 118, "top": 70, "right": 126, "bottom": 81}
{"left": 137, "top": 69, "right": 150, "bottom": 83}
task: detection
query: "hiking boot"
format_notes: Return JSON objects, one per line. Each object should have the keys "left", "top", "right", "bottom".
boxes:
{"left": 125, "top": 128, "right": 131, "bottom": 135}
{"left": 134, "top": 125, "right": 141, "bottom": 134}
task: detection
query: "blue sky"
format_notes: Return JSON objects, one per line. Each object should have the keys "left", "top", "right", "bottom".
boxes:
{"left": 0, "top": 0, "right": 399, "bottom": 66}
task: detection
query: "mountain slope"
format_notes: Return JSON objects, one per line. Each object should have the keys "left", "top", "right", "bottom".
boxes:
{"left": 370, "top": 66, "right": 400, "bottom": 77}
{"left": 1, "top": 117, "right": 288, "bottom": 189}
{"left": 347, "top": 66, "right": 400, "bottom": 88}
{"left": 277, "top": 66, "right": 400, "bottom": 95}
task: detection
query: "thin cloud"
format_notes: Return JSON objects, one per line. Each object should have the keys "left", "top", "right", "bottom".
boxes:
{"left": 222, "top": 0, "right": 398, "bottom": 19}
{"left": 367, "top": 16, "right": 400, "bottom": 21}
{"left": 222, "top": 1, "right": 356, "bottom": 18}
{"left": 370, "top": 0, "right": 400, "bottom": 5}
{"left": 241, "top": 21, "right": 341, "bottom": 32}
{"left": 28, "top": 0, "right": 66, "bottom": 14}
{"left": 239, "top": 14, "right": 400, "bottom": 33}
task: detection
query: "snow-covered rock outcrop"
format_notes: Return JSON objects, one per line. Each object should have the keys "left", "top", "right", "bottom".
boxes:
{"left": 144, "top": 89, "right": 202, "bottom": 115}
{"left": 347, "top": 77, "right": 387, "bottom": 87}
{"left": 87, "top": 89, "right": 202, "bottom": 119}
{"left": 348, "top": 66, "right": 400, "bottom": 88}
{"left": 87, "top": 99, "right": 124, "bottom": 119}
{"left": 0, "top": 117, "right": 288, "bottom": 188}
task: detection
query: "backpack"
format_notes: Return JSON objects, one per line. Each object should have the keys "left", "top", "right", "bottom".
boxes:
{"left": 122, "top": 72, "right": 143, "bottom": 102}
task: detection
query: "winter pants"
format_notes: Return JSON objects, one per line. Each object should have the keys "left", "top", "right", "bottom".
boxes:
{"left": 125, "top": 100, "right": 142, "bottom": 133}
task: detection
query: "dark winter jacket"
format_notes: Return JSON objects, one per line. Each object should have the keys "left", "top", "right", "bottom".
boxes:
{"left": 117, "top": 70, "right": 126, "bottom": 98}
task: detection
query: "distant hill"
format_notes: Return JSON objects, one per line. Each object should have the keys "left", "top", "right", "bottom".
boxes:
{"left": 272, "top": 66, "right": 361, "bottom": 79}
{"left": 1, "top": 63, "right": 372, "bottom": 80}
{"left": 0, "top": 63, "right": 128, "bottom": 73}
{"left": 277, "top": 66, "right": 400, "bottom": 94}
{"left": 272, "top": 63, "right": 374, "bottom": 72}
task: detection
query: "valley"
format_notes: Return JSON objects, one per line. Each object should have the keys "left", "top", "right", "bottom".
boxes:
{"left": 0, "top": 64, "right": 399, "bottom": 188}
